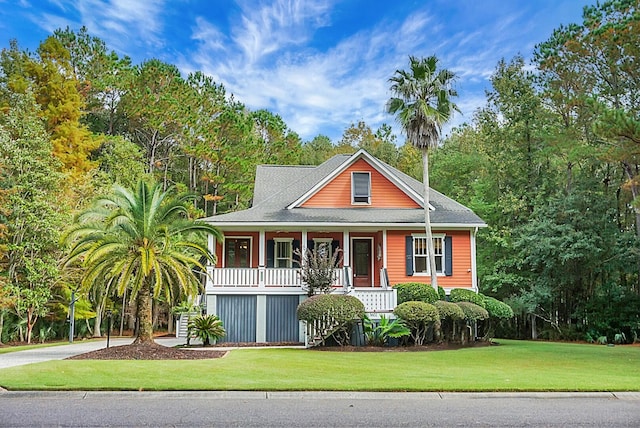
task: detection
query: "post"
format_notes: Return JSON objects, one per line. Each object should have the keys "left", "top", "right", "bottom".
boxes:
{"left": 68, "top": 290, "right": 76, "bottom": 343}
{"left": 106, "top": 310, "right": 112, "bottom": 348}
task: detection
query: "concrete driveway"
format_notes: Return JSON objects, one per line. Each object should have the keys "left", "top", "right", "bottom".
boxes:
{"left": 0, "top": 337, "right": 186, "bottom": 369}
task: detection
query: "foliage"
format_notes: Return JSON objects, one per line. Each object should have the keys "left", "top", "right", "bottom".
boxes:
{"left": 61, "top": 180, "right": 222, "bottom": 344}
{"left": 482, "top": 295, "right": 514, "bottom": 319}
{"left": 297, "top": 294, "right": 365, "bottom": 346}
{"left": 449, "top": 289, "right": 486, "bottom": 308}
{"left": 295, "top": 247, "right": 342, "bottom": 296}
{"left": 394, "top": 282, "right": 439, "bottom": 304}
{"left": 187, "top": 314, "right": 226, "bottom": 346}
{"left": 393, "top": 301, "right": 439, "bottom": 345}
{"left": 363, "top": 314, "right": 410, "bottom": 346}
{"left": 456, "top": 302, "right": 490, "bottom": 323}
{"left": 433, "top": 300, "right": 465, "bottom": 321}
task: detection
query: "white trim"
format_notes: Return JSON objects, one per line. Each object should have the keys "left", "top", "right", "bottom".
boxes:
{"left": 411, "top": 233, "right": 446, "bottom": 276}
{"left": 351, "top": 237, "right": 374, "bottom": 287}
{"left": 222, "top": 236, "right": 253, "bottom": 268}
{"left": 258, "top": 230, "right": 265, "bottom": 267}
{"left": 471, "top": 227, "right": 478, "bottom": 292}
{"left": 286, "top": 149, "right": 426, "bottom": 209}
{"left": 342, "top": 230, "right": 350, "bottom": 269}
{"left": 209, "top": 221, "right": 487, "bottom": 229}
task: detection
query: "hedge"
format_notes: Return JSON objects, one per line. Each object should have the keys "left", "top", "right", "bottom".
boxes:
{"left": 455, "top": 301, "right": 489, "bottom": 322}
{"left": 394, "top": 283, "right": 439, "bottom": 304}
{"left": 483, "top": 295, "right": 514, "bottom": 319}
{"left": 433, "top": 300, "right": 465, "bottom": 321}
{"left": 449, "top": 288, "right": 486, "bottom": 308}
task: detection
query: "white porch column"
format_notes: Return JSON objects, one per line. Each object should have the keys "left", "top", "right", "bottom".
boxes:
{"left": 382, "top": 229, "right": 388, "bottom": 268}
{"left": 258, "top": 230, "right": 266, "bottom": 288}
{"left": 256, "top": 294, "right": 266, "bottom": 342}
{"left": 301, "top": 230, "right": 308, "bottom": 255}
{"left": 342, "top": 230, "right": 350, "bottom": 266}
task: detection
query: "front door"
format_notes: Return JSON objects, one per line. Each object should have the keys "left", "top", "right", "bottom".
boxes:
{"left": 225, "top": 238, "right": 250, "bottom": 268}
{"left": 352, "top": 239, "right": 372, "bottom": 287}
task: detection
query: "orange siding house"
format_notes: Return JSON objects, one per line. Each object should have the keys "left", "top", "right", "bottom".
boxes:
{"left": 203, "top": 149, "right": 486, "bottom": 343}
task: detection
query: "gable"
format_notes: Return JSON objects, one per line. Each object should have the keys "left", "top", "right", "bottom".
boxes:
{"left": 301, "top": 158, "right": 421, "bottom": 208}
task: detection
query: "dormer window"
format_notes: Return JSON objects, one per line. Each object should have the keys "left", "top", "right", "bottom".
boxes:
{"left": 352, "top": 172, "right": 371, "bottom": 204}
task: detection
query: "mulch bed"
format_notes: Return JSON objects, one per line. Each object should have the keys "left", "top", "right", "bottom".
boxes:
{"left": 67, "top": 342, "right": 227, "bottom": 360}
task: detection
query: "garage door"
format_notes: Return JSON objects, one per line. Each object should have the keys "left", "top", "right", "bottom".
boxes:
{"left": 266, "top": 295, "right": 300, "bottom": 343}
{"left": 216, "top": 295, "right": 256, "bottom": 343}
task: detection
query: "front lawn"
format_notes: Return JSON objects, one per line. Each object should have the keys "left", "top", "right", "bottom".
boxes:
{"left": 0, "top": 340, "right": 638, "bottom": 391}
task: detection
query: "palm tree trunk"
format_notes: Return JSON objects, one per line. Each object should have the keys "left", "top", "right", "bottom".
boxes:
{"left": 133, "top": 280, "right": 154, "bottom": 344}
{"left": 422, "top": 149, "right": 439, "bottom": 290}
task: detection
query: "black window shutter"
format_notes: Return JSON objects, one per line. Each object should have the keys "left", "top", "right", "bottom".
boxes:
{"left": 444, "top": 236, "right": 453, "bottom": 276}
{"left": 331, "top": 239, "right": 340, "bottom": 256}
{"left": 307, "top": 240, "right": 314, "bottom": 252}
{"left": 405, "top": 236, "right": 414, "bottom": 276}
{"left": 293, "top": 239, "right": 301, "bottom": 264}
{"left": 266, "top": 240, "right": 274, "bottom": 267}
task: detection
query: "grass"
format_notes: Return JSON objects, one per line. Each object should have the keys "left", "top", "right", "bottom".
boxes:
{"left": 0, "top": 341, "right": 74, "bottom": 355}
{"left": 0, "top": 340, "right": 638, "bottom": 391}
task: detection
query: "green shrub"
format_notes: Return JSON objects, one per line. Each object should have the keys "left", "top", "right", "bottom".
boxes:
{"left": 449, "top": 289, "right": 486, "bottom": 308}
{"left": 433, "top": 300, "right": 465, "bottom": 321}
{"left": 437, "top": 286, "right": 446, "bottom": 301}
{"left": 482, "top": 296, "right": 514, "bottom": 319}
{"left": 433, "top": 300, "right": 464, "bottom": 343}
{"left": 394, "top": 301, "right": 439, "bottom": 345}
{"left": 187, "top": 314, "right": 226, "bottom": 346}
{"left": 455, "top": 302, "right": 489, "bottom": 322}
{"left": 394, "top": 282, "right": 439, "bottom": 304}
{"left": 297, "top": 294, "right": 365, "bottom": 346}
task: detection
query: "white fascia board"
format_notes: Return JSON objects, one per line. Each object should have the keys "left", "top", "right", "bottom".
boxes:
{"left": 207, "top": 221, "right": 487, "bottom": 230}
{"left": 286, "top": 149, "right": 432, "bottom": 210}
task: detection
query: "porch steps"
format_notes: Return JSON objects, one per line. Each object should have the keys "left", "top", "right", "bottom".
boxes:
{"left": 176, "top": 312, "right": 199, "bottom": 338}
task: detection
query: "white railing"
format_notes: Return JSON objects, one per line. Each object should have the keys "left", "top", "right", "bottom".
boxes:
{"left": 348, "top": 288, "right": 397, "bottom": 314}
{"left": 208, "top": 267, "right": 344, "bottom": 288}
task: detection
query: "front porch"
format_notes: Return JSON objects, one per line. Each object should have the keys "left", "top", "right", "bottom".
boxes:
{"left": 205, "top": 266, "right": 397, "bottom": 314}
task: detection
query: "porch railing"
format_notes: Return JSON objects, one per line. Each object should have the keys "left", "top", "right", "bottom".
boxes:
{"left": 348, "top": 288, "right": 397, "bottom": 314}
{"left": 207, "top": 267, "right": 344, "bottom": 288}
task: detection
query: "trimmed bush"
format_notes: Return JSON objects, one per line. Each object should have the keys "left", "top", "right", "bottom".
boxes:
{"left": 433, "top": 300, "right": 465, "bottom": 321}
{"left": 449, "top": 288, "right": 486, "bottom": 308}
{"left": 456, "top": 302, "right": 489, "bottom": 322}
{"left": 394, "top": 301, "right": 439, "bottom": 345}
{"left": 297, "top": 294, "right": 365, "bottom": 346}
{"left": 483, "top": 295, "right": 514, "bottom": 319}
{"left": 394, "top": 282, "right": 439, "bottom": 304}
{"left": 437, "top": 286, "right": 446, "bottom": 301}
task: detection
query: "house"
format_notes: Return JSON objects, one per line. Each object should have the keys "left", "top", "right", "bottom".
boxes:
{"left": 199, "top": 149, "right": 486, "bottom": 343}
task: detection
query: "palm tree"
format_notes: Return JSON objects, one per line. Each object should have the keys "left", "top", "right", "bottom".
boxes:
{"left": 387, "top": 55, "right": 459, "bottom": 290}
{"left": 62, "top": 180, "right": 222, "bottom": 344}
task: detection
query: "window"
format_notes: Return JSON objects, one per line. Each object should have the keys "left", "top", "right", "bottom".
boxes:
{"left": 274, "top": 238, "right": 293, "bottom": 268}
{"left": 352, "top": 172, "right": 371, "bottom": 204}
{"left": 413, "top": 235, "right": 444, "bottom": 275}
{"left": 313, "top": 238, "right": 333, "bottom": 260}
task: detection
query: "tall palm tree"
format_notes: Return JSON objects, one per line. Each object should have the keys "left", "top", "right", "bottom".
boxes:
{"left": 387, "top": 55, "right": 459, "bottom": 290}
{"left": 62, "top": 180, "right": 222, "bottom": 344}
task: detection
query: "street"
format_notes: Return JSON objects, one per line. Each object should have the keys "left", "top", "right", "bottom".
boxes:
{"left": 1, "top": 391, "right": 639, "bottom": 427}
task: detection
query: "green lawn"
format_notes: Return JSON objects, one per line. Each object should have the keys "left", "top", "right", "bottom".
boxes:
{"left": 0, "top": 340, "right": 638, "bottom": 391}
{"left": 0, "top": 341, "right": 73, "bottom": 355}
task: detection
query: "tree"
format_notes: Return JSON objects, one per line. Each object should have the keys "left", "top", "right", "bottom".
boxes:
{"left": 62, "top": 180, "right": 222, "bottom": 344}
{"left": 0, "top": 91, "right": 66, "bottom": 343}
{"left": 387, "top": 55, "right": 459, "bottom": 290}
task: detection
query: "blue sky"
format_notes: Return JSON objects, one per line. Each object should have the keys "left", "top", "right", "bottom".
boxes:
{"left": 1, "top": 0, "right": 592, "bottom": 143}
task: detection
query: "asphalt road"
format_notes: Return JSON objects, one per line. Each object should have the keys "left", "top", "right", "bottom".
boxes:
{"left": 1, "top": 391, "right": 639, "bottom": 427}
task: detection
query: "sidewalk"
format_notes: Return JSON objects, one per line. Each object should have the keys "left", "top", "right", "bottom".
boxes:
{"left": 0, "top": 337, "right": 186, "bottom": 369}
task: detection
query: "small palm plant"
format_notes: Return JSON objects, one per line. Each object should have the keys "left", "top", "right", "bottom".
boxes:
{"left": 363, "top": 315, "right": 410, "bottom": 346}
{"left": 187, "top": 314, "right": 226, "bottom": 346}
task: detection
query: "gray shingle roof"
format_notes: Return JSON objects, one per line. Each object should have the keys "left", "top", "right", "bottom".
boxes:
{"left": 204, "top": 150, "right": 486, "bottom": 228}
